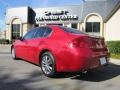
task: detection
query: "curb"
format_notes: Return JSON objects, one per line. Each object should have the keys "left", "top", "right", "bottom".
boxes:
{"left": 109, "top": 58, "right": 120, "bottom": 65}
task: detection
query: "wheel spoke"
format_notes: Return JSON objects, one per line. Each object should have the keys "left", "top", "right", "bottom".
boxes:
{"left": 46, "top": 65, "right": 50, "bottom": 74}
{"left": 47, "top": 58, "right": 52, "bottom": 64}
{"left": 43, "top": 56, "right": 47, "bottom": 63}
{"left": 48, "top": 66, "right": 52, "bottom": 71}
{"left": 45, "top": 56, "right": 48, "bottom": 60}
{"left": 42, "top": 60, "right": 46, "bottom": 65}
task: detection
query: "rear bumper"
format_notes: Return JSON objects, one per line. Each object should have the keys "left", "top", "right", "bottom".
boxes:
{"left": 56, "top": 48, "right": 110, "bottom": 72}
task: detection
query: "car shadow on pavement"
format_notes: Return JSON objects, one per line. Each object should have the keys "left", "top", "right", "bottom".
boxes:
{"left": 0, "top": 70, "right": 48, "bottom": 90}
{"left": 45, "top": 63, "right": 120, "bottom": 82}
{"left": 70, "top": 63, "right": 120, "bottom": 82}
{"left": 0, "top": 63, "right": 120, "bottom": 90}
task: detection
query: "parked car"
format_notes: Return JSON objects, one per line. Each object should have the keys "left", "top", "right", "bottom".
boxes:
{"left": 11, "top": 25, "right": 109, "bottom": 77}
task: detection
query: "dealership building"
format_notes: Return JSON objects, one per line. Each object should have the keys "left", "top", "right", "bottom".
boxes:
{"left": 5, "top": 0, "right": 120, "bottom": 41}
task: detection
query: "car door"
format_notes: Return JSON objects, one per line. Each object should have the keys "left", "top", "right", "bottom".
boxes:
{"left": 26, "top": 27, "right": 52, "bottom": 64}
{"left": 17, "top": 29, "right": 37, "bottom": 60}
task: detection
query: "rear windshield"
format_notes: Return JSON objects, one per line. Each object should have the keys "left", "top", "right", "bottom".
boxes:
{"left": 60, "top": 26, "right": 86, "bottom": 35}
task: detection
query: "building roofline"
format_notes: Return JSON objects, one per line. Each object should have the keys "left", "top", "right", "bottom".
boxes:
{"left": 104, "top": 1, "right": 120, "bottom": 22}
{"left": 7, "top": 6, "right": 30, "bottom": 10}
{"left": 33, "top": 4, "right": 82, "bottom": 10}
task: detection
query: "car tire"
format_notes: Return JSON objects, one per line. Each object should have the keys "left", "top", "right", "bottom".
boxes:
{"left": 41, "top": 52, "right": 56, "bottom": 77}
{"left": 11, "top": 47, "right": 17, "bottom": 60}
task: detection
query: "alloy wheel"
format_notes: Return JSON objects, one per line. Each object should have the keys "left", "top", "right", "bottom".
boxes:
{"left": 41, "top": 55, "right": 53, "bottom": 75}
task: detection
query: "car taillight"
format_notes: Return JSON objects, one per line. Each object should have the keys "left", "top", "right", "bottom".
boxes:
{"left": 102, "top": 38, "right": 107, "bottom": 47}
{"left": 70, "top": 38, "right": 89, "bottom": 48}
{"left": 79, "top": 41, "right": 89, "bottom": 48}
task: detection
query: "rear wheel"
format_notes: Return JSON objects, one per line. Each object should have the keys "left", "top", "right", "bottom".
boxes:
{"left": 41, "top": 52, "right": 56, "bottom": 77}
{"left": 11, "top": 47, "right": 17, "bottom": 60}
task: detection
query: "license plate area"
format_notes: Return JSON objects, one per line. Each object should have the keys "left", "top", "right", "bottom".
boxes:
{"left": 100, "top": 57, "right": 107, "bottom": 65}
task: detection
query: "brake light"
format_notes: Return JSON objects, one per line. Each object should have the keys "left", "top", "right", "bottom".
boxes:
{"left": 101, "top": 38, "right": 107, "bottom": 47}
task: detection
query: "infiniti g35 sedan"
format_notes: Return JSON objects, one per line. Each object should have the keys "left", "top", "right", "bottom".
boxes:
{"left": 11, "top": 25, "right": 109, "bottom": 77}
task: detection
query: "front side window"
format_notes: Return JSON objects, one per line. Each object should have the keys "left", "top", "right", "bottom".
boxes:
{"left": 86, "top": 22, "right": 100, "bottom": 33}
{"left": 34, "top": 28, "right": 46, "bottom": 38}
{"left": 34, "top": 27, "right": 52, "bottom": 38}
{"left": 24, "top": 29, "right": 36, "bottom": 40}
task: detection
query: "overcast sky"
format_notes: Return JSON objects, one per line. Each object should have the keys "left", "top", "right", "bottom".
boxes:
{"left": 0, "top": 0, "right": 85, "bottom": 31}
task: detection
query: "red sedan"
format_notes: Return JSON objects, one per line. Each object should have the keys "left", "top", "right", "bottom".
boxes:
{"left": 11, "top": 25, "right": 109, "bottom": 77}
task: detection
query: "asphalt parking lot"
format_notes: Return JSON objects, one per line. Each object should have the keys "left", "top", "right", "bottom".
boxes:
{"left": 0, "top": 45, "right": 120, "bottom": 90}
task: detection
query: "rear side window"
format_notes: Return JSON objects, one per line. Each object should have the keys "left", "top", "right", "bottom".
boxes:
{"left": 34, "top": 27, "right": 52, "bottom": 38}
{"left": 60, "top": 26, "right": 86, "bottom": 35}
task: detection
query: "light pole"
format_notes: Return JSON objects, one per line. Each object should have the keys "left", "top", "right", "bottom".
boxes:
{"left": 81, "top": 0, "right": 85, "bottom": 21}
{"left": 80, "top": 0, "right": 85, "bottom": 32}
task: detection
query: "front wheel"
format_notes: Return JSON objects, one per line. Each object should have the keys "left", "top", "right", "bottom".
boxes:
{"left": 11, "top": 47, "right": 17, "bottom": 60}
{"left": 41, "top": 52, "right": 56, "bottom": 77}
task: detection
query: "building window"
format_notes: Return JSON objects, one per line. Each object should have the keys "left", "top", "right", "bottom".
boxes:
{"left": 71, "top": 23, "right": 77, "bottom": 29}
{"left": 35, "top": 24, "right": 39, "bottom": 27}
{"left": 12, "top": 24, "right": 20, "bottom": 40}
{"left": 86, "top": 22, "right": 100, "bottom": 32}
{"left": 47, "top": 24, "right": 63, "bottom": 26}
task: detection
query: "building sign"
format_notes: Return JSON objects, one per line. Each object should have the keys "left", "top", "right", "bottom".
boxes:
{"left": 35, "top": 11, "right": 78, "bottom": 22}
